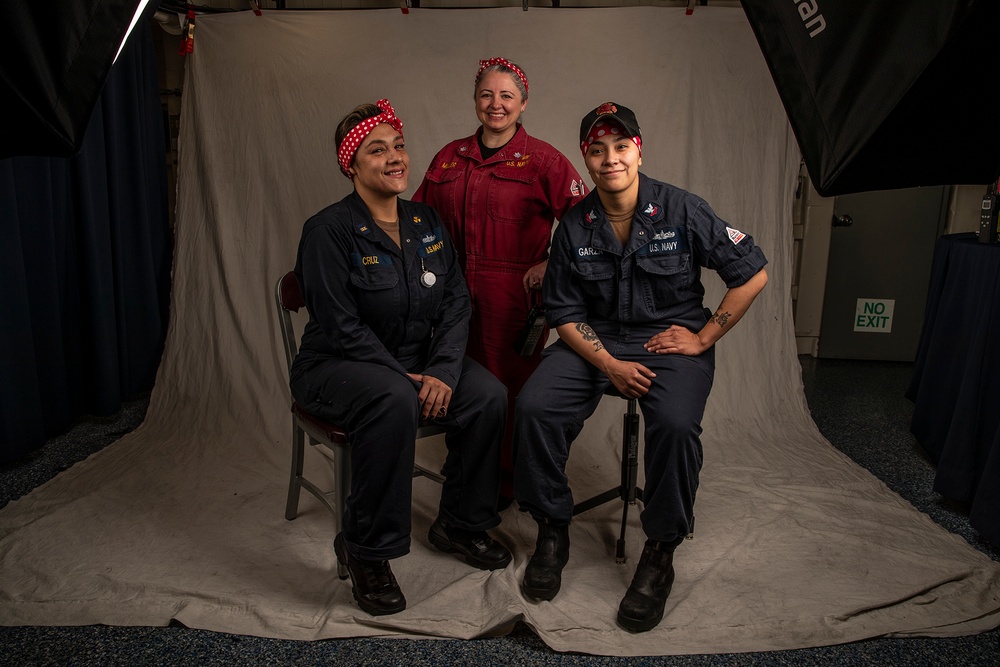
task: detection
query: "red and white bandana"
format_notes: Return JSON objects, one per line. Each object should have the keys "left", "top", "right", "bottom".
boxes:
{"left": 580, "top": 119, "right": 641, "bottom": 157}
{"left": 337, "top": 98, "right": 404, "bottom": 178}
{"left": 476, "top": 57, "right": 529, "bottom": 95}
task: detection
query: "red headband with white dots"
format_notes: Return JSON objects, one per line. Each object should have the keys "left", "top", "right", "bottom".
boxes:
{"left": 476, "top": 57, "right": 529, "bottom": 95}
{"left": 337, "top": 99, "right": 404, "bottom": 178}
{"left": 580, "top": 118, "right": 641, "bottom": 157}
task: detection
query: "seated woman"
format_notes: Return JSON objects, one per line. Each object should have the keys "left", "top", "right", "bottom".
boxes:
{"left": 513, "top": 102, "right": 768, "bottom": 633}
{"left": 290, "top": 99, "right": 511, "bottom": 617}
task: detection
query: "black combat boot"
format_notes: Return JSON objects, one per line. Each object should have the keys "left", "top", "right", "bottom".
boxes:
{"left": 428, "top": 517, "right": 513, "bottom": 570}
{"left": 334, "top": 533, "right": 406, "bottom": 616}
{"left": 616, "top": 536, "right": 684, "bottom": 632}
{"left": 520, "top": 519, "right": 570, "bottom": 601}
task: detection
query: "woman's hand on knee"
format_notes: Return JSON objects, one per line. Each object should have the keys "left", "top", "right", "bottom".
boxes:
{"left": 644, "top": 325, "right": 708, "bottom": 356}
{"left": 407, "top": 373, "right": 454, "bottom": 421}
{"left": 605, "top": 360, "right": 655, "bottom": 399}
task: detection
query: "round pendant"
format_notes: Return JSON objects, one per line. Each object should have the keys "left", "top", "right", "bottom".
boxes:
{"left": 420, "top": 271, "right": 437, "bottom": 288}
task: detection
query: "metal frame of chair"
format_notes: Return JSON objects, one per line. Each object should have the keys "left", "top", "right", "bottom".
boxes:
{"left": 274, "top": 271, "right": 444, "bottom": 578}
{"left": 572, "top": 396, "right": 643, "bottom": 564}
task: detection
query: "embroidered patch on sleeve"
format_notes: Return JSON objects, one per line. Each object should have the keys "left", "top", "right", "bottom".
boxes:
{"left": 726, "top": 227, "right": 746, "bottom": 244}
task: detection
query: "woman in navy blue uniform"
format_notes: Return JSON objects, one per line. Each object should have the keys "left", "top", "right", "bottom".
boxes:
{"left": 290, "top": 100, "right": 511, "bottom": 617}
{"left": 513, "top": 102, "right": 769, "bottom": 632}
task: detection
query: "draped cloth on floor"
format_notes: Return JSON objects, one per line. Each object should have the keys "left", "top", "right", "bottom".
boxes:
{"left": 1, "top": 8, "right": 998, "bottom": 657}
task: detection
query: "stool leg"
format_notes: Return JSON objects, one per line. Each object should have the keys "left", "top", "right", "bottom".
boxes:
{"left": 622, "top": 399, "right": 640, "bottom": 504}
{"left": 617, "top": 503, "right": 631, "bottom": 563}
{"left": 617, "top": 398, "right": 640, "bottom": 563}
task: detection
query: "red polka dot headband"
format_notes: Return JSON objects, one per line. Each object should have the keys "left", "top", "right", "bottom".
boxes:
{"left": 337, "top": 99, "right": 404, "bottom": 178}
{"left": 580, "top": 118, "right": 642, "bottom": 158}
{"left": 476, "top": 57, "right": 529, "bottom": 95}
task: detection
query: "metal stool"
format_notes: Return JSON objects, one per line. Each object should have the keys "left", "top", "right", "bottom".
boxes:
{"left": 572, "top": 396, "right": 643, "bottom": 563}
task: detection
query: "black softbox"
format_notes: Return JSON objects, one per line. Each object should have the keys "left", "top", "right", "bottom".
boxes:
{"left": 1, "top": 0, "right": 144, "bottom": 159}
{"left": 741, "top": 0, "right": 1000, "bottom": 196}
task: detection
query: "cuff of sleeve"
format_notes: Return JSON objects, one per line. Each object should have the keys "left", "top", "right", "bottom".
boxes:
{"left": 546, "top": 308, "right": 586, "bottom": 329}
{"left": 718, "top": 246, "right": 767, "bottom": 288}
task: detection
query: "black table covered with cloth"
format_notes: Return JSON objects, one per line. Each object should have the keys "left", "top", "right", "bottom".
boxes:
{"left": 906, "top": 233, "right": 1000, "bottom": 547}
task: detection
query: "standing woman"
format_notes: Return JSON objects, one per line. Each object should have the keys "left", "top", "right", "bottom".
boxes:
{"left": 291, "top": 100, "right": 511, "bottom": 617}
{"left": 414, "top": 57, "right": 586, "bottom": 500}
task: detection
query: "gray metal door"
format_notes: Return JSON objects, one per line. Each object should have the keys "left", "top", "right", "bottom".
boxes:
{"left": 818, "top": 186, "right": 948, "bottom": 361}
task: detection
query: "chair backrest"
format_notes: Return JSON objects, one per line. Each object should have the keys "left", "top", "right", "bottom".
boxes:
{"left": 275, "top": 271, "right": 303, "bottom": 372}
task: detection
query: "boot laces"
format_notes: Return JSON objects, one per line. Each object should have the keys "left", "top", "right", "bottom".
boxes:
{"left": 363, "top": 560, "right": 398, "bottom": 592}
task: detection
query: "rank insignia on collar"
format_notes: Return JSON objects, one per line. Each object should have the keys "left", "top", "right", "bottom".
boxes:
{"left": 584, "top": 209, "right": 599, "bottom": 224}
{"left": 412, "top": 215, "right": 422, "bottom": 224}
{"left": 643, "top": 203, "right": 660, "bottom": 217}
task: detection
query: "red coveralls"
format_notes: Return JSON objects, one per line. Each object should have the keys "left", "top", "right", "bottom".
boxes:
{"left": 414, "top": 124, "right": 585, "bottom": 496}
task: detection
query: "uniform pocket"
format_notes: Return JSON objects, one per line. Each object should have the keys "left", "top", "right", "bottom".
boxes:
{"left": 636, "top": 252, "right": 692, "bottom": 312}
{"left": 350, "top": 265, "right": 399, "bottom": 290}
{"left": 570, "top": 255, "right": 616, "bottom": 319}
{"left": 422, "top": 166, "right": 464, "bottom": 223}
{"left": 487, "top": 163, "right": 539, "bottom": 224}
{"left": 424, "top": 164, "right": 463, "bottom": 185}
{"left": 571, "top": 256, "right": 616, "bottom": 281}
{"left": 349, "top": 265, "right": 401, "bottom": 332}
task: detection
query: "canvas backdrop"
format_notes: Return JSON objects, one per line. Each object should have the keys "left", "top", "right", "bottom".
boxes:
{"left": 1, "top": 7, "right": 998, "bottom": 657}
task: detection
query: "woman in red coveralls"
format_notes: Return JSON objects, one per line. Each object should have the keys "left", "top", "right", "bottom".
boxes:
{"left": 414, "top": 57, "right": 586, "bottom": 502}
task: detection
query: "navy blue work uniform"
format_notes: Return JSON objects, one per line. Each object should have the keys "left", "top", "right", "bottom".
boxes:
{"left": 513, "top": 174, "right": 768, "bottom": 544}
{"left": 291, "top": 191, "right": 507, "bottom": 562}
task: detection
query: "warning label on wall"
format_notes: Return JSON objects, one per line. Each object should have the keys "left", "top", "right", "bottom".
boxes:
{"left": 854, "top": 298, "right": 895, "bottom": 333}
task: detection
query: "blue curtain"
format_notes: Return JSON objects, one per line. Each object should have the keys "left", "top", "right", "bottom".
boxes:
{"left": 0, "top": 21, "right": 171, "bottom": 463}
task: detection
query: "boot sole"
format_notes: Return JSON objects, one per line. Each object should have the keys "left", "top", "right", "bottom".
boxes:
{"left": 520, "top": 581, "right": 561, "bottom": 602}
{"left": 616, "top": 607, "right": 664, "bottom": 633}
{"left": 334, "top": 535, "right": 406, "bottom": 616}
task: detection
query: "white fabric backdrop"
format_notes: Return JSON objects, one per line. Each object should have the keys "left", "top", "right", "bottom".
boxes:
{"left": 2, "top": 7, "right": 999, "bottom": 657}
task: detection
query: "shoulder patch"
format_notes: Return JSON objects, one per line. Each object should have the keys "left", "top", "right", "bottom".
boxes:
{"left": 726, "top": 227, "right": 746, "bottom": 244}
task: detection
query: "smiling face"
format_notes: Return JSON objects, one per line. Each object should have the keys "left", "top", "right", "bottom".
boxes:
{"left": 348, "top": 122, "right": 409, "bottom": 201}
{"left": 475, "top": 70, "right": 527, "bottom": 144}
{"left": 584, "top": 126, "right": 641, "bottom": 197}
